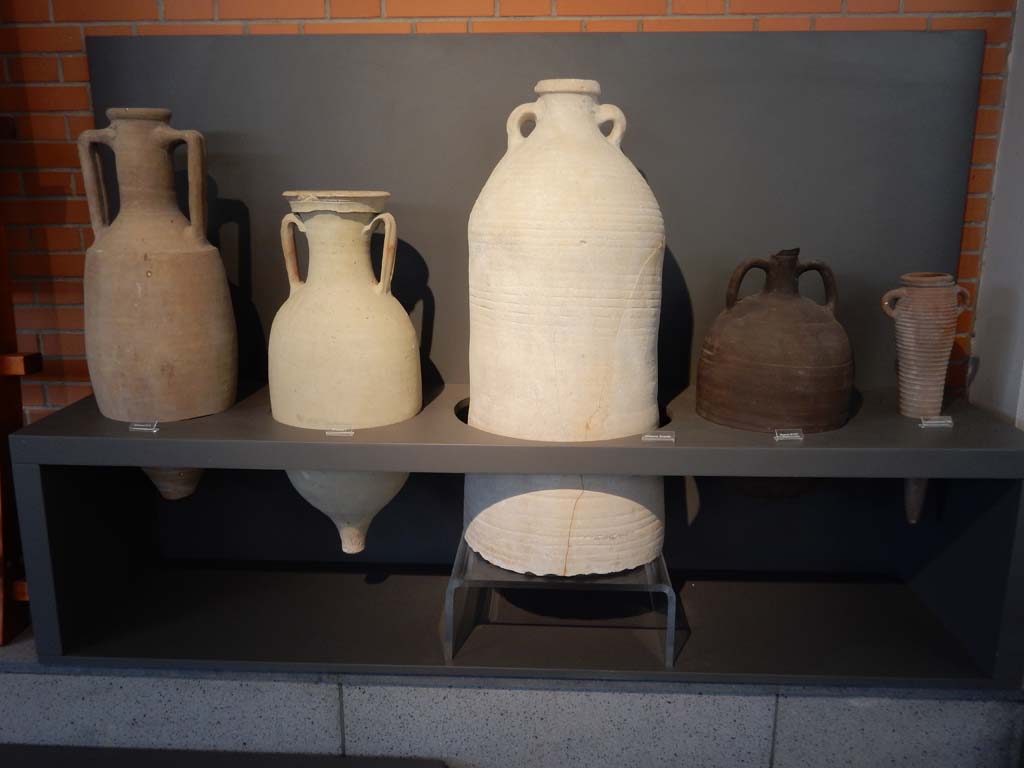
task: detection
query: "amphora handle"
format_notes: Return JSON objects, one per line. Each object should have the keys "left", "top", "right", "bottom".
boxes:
{"left": 596, "top": 104, "right": 626, "bottom": 146}
{"left": 506, "top": 102, "right": 542, "bottom": 150}
{"left": 77, "top": 127, "right": 116, "bottom": 236}
{"left": 155, "top": 126, "right": 208, "bottom": 241}
{"left": 881, "top": 287, "right": 908, "bottom": 319}
{"left": 280, "top": 213, "right": 306, "bottom": 296}
{"left": 726, "top": 259, "right": 771, "bottom": 309}
{"left": 798, "top": 261, "right": 839, "bottom": 314}
{"left": 364, "top": 212, "right": 398, "bottom": 296}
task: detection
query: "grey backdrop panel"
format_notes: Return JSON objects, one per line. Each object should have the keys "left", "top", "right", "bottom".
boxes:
{"left": 87, "top": 32, "right": 982, "bottom": 393}
{"left": 85, "top": 33, "right": 983, "bottom": 567}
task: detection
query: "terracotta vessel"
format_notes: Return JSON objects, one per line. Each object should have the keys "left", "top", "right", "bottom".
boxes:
{"left": 697, "top": 249, "right": 854, "bottom": 433}
{"left": 882, "top": 272, "right": 969, "bottom": 418}
{"left": 465, "top": 79, "right": 665, "bottom": 576}
{"left": 78, "top": 108, "right": 237, "bottom": 499}
{"left": 141, "top": 467, "right": 204, "bottom": 501}
{"left": 268, "top": 191, "right": 421, "bottom": 553}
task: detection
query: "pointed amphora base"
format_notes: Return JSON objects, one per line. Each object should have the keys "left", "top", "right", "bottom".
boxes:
{"left": 337, "top": 523, "right": 369, "bottom": 554}
{"left": 284, "top": 469, "right": 408, "bottom": 555}
{"left": 143, "top": 467, "right": 203, "bottom": 500}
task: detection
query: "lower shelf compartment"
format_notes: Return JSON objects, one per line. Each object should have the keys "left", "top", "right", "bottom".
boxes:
{"left": 57, "top": 565, "right": 987, "bottom": 686}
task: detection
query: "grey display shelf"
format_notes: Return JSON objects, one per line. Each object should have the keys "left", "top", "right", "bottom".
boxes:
{"left": 10, "top": 386, "right": 1024, "bottom": 688}
{"left": 10, "top": 386, "right": 1024, "bottom": 478}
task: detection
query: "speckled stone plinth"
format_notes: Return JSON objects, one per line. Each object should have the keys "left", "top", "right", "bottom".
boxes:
{"left": 343, "top": 679, "right": 775, "bottom": 768}
{"left": 774, "top": 694, "right": 1024, "bottom": 767}
{"left": 0, "top": 672, "right": 342, "bottom": 754}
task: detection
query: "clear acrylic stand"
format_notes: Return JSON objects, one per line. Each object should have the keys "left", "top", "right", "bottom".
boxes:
{"left": 443, "top": 538, "right": 686, "bottom": 669}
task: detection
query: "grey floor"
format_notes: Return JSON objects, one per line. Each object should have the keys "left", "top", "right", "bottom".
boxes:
{"left": 1, "top": 629, "right": 1022, "bottom": 768}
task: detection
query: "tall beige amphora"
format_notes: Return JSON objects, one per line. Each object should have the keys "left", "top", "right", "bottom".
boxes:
{"left": 78, "top": 108, "right": 237, "bottom": 500}
{"left": 882, "top": 272, "right": 969, "bottom": 418}
{"left": 465, "top": 79, "right": 666, "bottom": 576}
{"left": 268, "top": 192, "right": 421, "bottom": 553}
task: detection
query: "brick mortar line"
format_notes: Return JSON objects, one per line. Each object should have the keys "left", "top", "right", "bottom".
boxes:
{"left": 0, "top": 10, "right": 1015, "bottom": 28}
{"left": 15, "top": 302, "right": 84, "bottom": 308}
{"left": 2, "top": 116, "right": 93, "bottom": 120}
{"left": 17, "top": 305, "right": 85, "bottom": 311}
{"left": 5, "top": 224, "right": 85, "bottom": 228}
{"left": 12, "top": 281, "right": 87, "bottom": 287}
{"left": 9, "top": 275, "right": 88, "bottom": 285}
{"left": 0, "top": 168, "right": 88, "bottom": 173}
{"left": 14, "top": 329, "right": 83, "bottom": 335}
{"left": 284, "top": 10, "right": 1014, "bottom": 18}
{"left": 12, "top": 279, "right": 87, "bottom": 285}
{"left": 2, "top": 193, "right": 87, "bottom": 199}
{"left": 6, "top": 250, "right": 88, "bottom": 256}
{"left": 2, "top": 193, "right": 85, "bottom": 199}
{"left": 3, "top": 197, "right": 87, "bottom": 203}
{"left": 0, "top": 82, "right": 89, "bottom": 89}
{"left": 16, "top": 303, "right": 84, "bottom": 309}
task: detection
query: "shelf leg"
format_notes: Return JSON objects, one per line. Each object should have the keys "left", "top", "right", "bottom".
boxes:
{"left": 905, "top": 478, "right": 928, "bottom": 525}
{"left": 12, "top": 463, "right": 63, "bottom": 656}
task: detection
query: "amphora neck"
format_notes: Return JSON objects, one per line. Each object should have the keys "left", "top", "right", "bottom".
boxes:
{"left": 296, "top": 209, "right": 378, "bottom": 287}
{"left": 900, "top": 272, "right": 955, "bottom": 288}
{"left": 532, "top": 79, "right": 605, "bottom": 139}
{"left": 764, "top": 248, "right": 802, "bottom": 296}
{"left": 108, "top": 111, "right": 179, "bottom": 216}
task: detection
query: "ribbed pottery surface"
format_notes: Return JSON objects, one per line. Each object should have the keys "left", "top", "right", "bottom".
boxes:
{"left": 467, "top": 139, "right": 664, "bottom": 443}
{"left": 464, "top": 474, "right": 665, "bottom": 576}
{"left": 893, "top": 289, "right": 960, "bottom": 418}
{"left": 695, "top": 295, "right": 853, "bottom": 433}
{"left": 695, "top": 252, "right": 853, "bottom": 433}
{"left": 464, "top": 84, "right": 666, "bottom": 576}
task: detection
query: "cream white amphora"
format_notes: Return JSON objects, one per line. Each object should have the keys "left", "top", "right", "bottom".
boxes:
{"left": 268, "top": 192, "right": 422, "bottom": 553}
{"left": 465, "top": 79, "right": 667, "bottom": 576}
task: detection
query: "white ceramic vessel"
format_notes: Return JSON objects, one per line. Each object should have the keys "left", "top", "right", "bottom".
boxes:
{"left": 465, "top": 79, "right": 666, "bottom": 576}
{"left": 268, "top": 191, "right": 421, "bottom": 553}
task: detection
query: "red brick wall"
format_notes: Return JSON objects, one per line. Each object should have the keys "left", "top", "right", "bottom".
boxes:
{"left": 0, "top": 0, "right": 1013, "bottom": 423}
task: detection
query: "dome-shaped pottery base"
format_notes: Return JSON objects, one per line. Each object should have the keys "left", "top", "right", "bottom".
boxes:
{"left": 464, "top": 474, "right": 665, "bottom": 576}
{"left": 286, "top": 469, "right": 408, "bottom": 554}
{"left": 142, "top": 467, "right": 203, "bottom": 500}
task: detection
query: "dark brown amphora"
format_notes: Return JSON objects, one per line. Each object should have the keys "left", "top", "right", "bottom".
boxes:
{"left": 696, "top": 248, "right": 854, "bottom": 433}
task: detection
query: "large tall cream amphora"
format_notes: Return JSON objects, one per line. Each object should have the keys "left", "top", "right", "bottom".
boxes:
{"left": 465, "top": 80, "right": 666, "bottom": 576}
